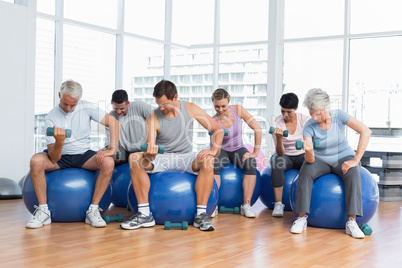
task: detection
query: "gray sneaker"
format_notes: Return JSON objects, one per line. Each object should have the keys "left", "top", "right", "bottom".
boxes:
{"left": 120, "top": 212, "right": 155, "bottom": 230}
{"left": 194, "top": 212, "right": 215, "bottom": 231}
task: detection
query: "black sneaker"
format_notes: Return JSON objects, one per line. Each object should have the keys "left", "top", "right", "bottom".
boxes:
{"left": 120, "top": 212, "right": 155, "bottom": 230}
{"left": 194, "top": 212, "right": 215, "bottom": 231}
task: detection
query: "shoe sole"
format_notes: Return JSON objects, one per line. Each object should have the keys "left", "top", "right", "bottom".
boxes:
{"left": 26, "top": 219, "right": 51, "bottom": 229}
{"left": 193, "top": 222, "right": 215, "bottom": 231}
{"left": 120, "top": 221, "right": 155, "bottom": 230}
{"left": 290, "top": 225, "right": 307, "bottom": 234}
{"left": 241, "top": 212, "right": 256, "bottom": 218}
{"left": 85, "top": 218, "right": 106, "bottom": 228}
{"left": 346, "top": 230, "right": 365, "bottom": 239}
{"left": 272, "top": 213, "right": 284, "bottom": 218}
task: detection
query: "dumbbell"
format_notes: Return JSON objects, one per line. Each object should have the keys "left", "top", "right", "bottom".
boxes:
{"left": 164, "top": 221, "right": 188, "bottom": 230}
{"left": 269, "top": 126, "right": 289, "bottom": 137}
{"left": 102, "top": 214, "right": 124, "bottom": 224}
{"left": 140, "top": 143, "right": 165, "bottom": 154}
{"left": 101, "top": 150, "right": 121, "bottom": 159}
{"left": 209, "top": 128, "right": 229, "bottom": 136}
{"left": 295, "top": 140, "right": 320, "bottom": 150}
{"left": 46, "top": 127, "right": 72, "bottom": 138}
{"left": 219, "top": 206, "right": 240, "bottom": 214}
{"left": 360, "top": 223, "right": 372, "bottom": 235}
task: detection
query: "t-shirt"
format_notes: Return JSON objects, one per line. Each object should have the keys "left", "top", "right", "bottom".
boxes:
{"left": 303, "top": 109, "right": 355, "bottom": 165}
{"left": 275, "top": 112, "right": 310, "bottom": 156}
{"left": 46, "top": 100, "right": 106, "bottom": 155}
{"left": 106, "top": 101, "right": 152, "bottom": 158}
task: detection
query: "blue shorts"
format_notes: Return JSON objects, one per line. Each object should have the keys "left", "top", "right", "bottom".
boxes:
{"left": 44, "top": 149, "right": 96, "bottom": 169}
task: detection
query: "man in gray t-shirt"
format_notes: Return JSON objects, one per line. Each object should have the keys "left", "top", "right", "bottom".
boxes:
{"left": 105, "top": 90, "right": 153, "bottom": 164}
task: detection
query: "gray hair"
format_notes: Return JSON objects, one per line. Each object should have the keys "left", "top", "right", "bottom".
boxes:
{"left": 303, "top": 88, "right": 331, "bottom": 111}
{"left": 60, "top": 80, "right": 83, "bottom": 100}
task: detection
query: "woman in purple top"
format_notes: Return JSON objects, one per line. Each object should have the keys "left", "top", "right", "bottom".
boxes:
{"left": 210, "top": 88, "right": 262, "bottom": 218}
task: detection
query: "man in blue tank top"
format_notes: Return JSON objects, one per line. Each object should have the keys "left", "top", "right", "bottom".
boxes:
{"left": 120, "top": 80, "right": 224, "bottom": 231}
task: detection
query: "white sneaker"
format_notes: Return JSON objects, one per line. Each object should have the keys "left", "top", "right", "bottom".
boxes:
{"left": 346, "top": 218, "right": 365, "bottom": 239}
{"left": 272, "top": 202, "right": 285, "bottom": 217}
{"left": 240, "top": 203, "right": 256, "bottom": 218}
{"left": 290, "top": 215, "right": 308, "bottom": 234}
{"left": 85, "top": 207, "right": 106, "bottom": 228}
{"left": 211, "top": 205, "right": 218, "bottom": 218}
{"left": 26, "top": 205, "right": 51, "bottom": 229}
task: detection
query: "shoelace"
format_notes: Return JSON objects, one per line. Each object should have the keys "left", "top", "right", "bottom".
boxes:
{"left": 90, "top": 207, "right": 103, "bottom": 221}
{"left": 127, "top": 212, "right": 143, "bottom": 223}
{"left": 293, "top": 215, "right": 308, "bottom": 225}
{"left": 32, "top": 205, "right": 48, "bottom": 220}
{"left": 199, "top": 213, "right": 212, "bottom": 224}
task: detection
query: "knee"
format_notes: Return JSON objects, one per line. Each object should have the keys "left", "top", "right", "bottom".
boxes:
{"left": 272, "top": 155, "right": 285, "bottom": 170}
{"left": 101, "top": 157, "right": 115, "bottom": 172}
{"left": 201, "top": 155, "right": 215, "bottom": 172}
{"left": 129, "top": 152, "right": 143, "bottom": 169}
{"left": 243, "top": 158, "right": 257, "bottom": 175}
{"left": 30, "top": 153, "right": 45, "bottom": 170}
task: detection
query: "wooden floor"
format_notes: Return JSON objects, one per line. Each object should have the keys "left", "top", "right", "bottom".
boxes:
{"left": 1, "top": 199, "right": 401, "bottom": 268}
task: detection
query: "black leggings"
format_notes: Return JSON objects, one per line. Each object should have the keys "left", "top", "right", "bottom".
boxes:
{"left": 214, "top": 147, "right": 257, "bottom": 176}
{"left": 270, "top": 153, "right": 305, "bottom": 188}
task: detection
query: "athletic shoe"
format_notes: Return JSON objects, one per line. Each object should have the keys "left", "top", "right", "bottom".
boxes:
{"left": 241, "top": 203, "right": 256, "bottom": 218}
{"left": 211, "top": 205, "right": 218, "bottom": 218}
{"left": 346, "top": 218, "right": 365, "bottom": 239}
{"left": 26, "top": 205, "right": 51, "bottom": 229}
{"left": 120, "top": 212, "right": 155, "bottom": 230}
{"left": 194, "top": 212, "right": 215, "bottom": 231}
{"left": 85, "top": 207, "right": 106, "bottom": 228}
{"left": 290, "top": 215, "right": 308, "bottom": 234}
{"left": 272, "top": 202, "right": 285, "bottom": 217}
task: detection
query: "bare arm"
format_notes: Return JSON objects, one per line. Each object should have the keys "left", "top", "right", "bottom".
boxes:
{"left": 47, "top": 127, "right": 66, "bottom": 164}
{"left": 303, "top": 136, "right": 315, "bottom": 164}
{"left": 101, "top": 114, "right": 120, "bottom": 154}
{"left": 235, "top": 105, "right": 262, "bottom": 158}
{"left": 188, "top": 102, "right": 223, "bottom": 158}
{"left": 144, "top": 111, "right": 161, "bottom": 157}
{"left": 342, "top": 117, "right": 372, "bottom": 174}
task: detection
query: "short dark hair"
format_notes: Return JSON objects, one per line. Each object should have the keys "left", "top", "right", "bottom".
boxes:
{"left": 279, "top": 93, "right": 299, "bottom": 109}
{"left": 112, "top": 89, "right": 128, "bottom": 104}
{"left": 153, "top": 80, "right": 177, "bottom": 100}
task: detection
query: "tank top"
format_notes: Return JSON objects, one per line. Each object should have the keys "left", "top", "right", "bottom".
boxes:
{"left": 215, "top": 105, "right": 244, "bottom": 152}
{"left": 155, "top": 101, "right": 193, "bottom": 153}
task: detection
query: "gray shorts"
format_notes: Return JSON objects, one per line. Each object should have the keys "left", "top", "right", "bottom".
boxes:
{"left": 147, "top": 151, "right": 199, "bottom": 175}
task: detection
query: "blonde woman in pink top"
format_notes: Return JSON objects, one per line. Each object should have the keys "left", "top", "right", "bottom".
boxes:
{"left": 271, "top": 93, "right": 309, "bottom": 217}
{"left": 211, "top": 88, "right": 262, "bottom": 218}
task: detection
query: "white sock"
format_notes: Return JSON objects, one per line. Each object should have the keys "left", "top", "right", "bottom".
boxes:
{"left": 138, "top": 203, "right": 150, "bottom": 216}
{"left": 197, "top": 205, "right": 207, "bottom": 216}
{"left": 39, "top": 204, "right": 48, "bottom": 210}
{"left": 89, "top": 204, "right": 98, "bottom": 210}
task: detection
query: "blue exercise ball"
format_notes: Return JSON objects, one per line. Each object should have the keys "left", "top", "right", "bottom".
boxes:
{"left": 111, "top": 163, "right": 131, "bottom": 207}
{"left": 218, "top": 163, "right": 261, "bottom": 208}
{"left": 260, "top": 165, "right": 298, "bottom": 211}
{"left": 127, "top": 170, "right": 219, "bottom": 225}
{"left": 23, "top": 168, "right": 112, "bottom": 222}
{"left": 289, "top": 167, "right": 379, "bottom": 229}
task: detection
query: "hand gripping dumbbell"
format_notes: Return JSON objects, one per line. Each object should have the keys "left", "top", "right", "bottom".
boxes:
{"left": 102, "top": 214, "right": 124, "bottom": 224}
{"left": 295, "top": 140, "right": 320, "bottom": 150}
{"left": 269, "top": 126, "right": 289, "bottom": 137}
{"left": 140, "top": 143, "right": 165, "bottom": 154}
{"left": 164, "top": 221, "right": 189, "bottom": 230}
{"left": 219, "top": 206, "right": 240, "bottom": 214}
{"left": 46, "top": 127, "right": 72, "bottom": 138}
{"left": 360, "top": 223, "right": 372, "bottom": 235}
{"left": 209, "top": 128, "right": 229, "bottom": 136}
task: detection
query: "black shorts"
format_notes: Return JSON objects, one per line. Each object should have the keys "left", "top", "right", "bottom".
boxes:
{"left": 44, "top": 149, "right": 96, "bottom": 169}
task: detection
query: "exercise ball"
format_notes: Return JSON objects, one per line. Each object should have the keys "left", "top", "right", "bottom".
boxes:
{"left": 289, "top": 167, "right": 379, "bottom": 229}
{"left": 218, "top": 163, "right": 261, "bottom": 208}
{"left": 127, "top": 170, "right": 219, "bottom": 225}
{"left": 110, "top": 163, "right": 131, "bottom": 207}
{"left": 245, "top": 144, "right": 266, "bottom": 172}
{"left": 23, "top": 168, "right": 112, "bottom": 222}
{"left": 0, "top": 177, "right": 22, "bottom": 199}
{"left": 260, "top": 165, "right": 298, "bottom": 211}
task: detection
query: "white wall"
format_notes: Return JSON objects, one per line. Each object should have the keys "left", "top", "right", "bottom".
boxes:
{"left": 0, "top": 1, "right": 36, "bottom": 182}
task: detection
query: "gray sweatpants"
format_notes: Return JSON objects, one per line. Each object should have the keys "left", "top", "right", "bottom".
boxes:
{"left": 270, "top": 153, "right": 305, "bottom": 188}
{"left": 295, "top": 155, "right": 363, "bottom": 217}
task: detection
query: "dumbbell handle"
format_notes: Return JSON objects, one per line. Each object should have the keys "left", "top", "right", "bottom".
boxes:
{"left": 295, "top": 140, "right": 320, "bottom": 150}
{"left": 269, "top": 126, "right": 289, "bottom": 137}
{"left": 141, "top": 143, "right": 165, "bottom": 154}
{"left": 46, "top": 127, "right": 72, "bottom": 138}
{"left": 209, "top": 128, "right": 229, "bottom": 136}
